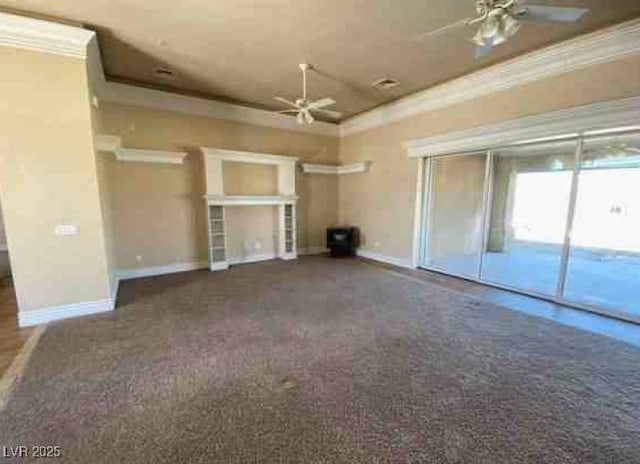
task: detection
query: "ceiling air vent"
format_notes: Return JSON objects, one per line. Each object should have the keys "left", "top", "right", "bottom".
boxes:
{"left": 372, "top": 78, "right": 400, "bottom": 90}
{"left": 153, "top": 67, "right": 175, "bottom": 80}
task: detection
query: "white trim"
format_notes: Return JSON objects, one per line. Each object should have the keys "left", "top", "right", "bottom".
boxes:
{"left": 97, "top": 135, "right": 187, "bottom": 164}
{"left": 201, "top": 147, "right": 298, "bottom": 164}
{"left": 99, "top": 81, "right": 340, "bottom": 137}
{"left": 405, "top": 96, "right": 640, "bottom": 158}
{"left": 356, "top": 249, "right": 414, "bottom": 270}
{"left": 18, "top": 299, "right": 113, "bottom": 327}
{"left": 210, "top": 262, "right": 229, "bottom": 272}
{"left": 110, "top": 277, "right": 120, "bottom": 310}
{"left": 301, "top": 161, "right": 372, "bottom": 175}
{"left": 205, "top": 195, "right": 298, "bottom": 206}
{"left": 341, "top": 18, "right": 640, "bottom": 137}
{"left": 411, "top": 158, "right": 426, "bottom": 269}
{"left": 228, "top": 252, "right": 277, "bottom": 265}
{"left": 298, "top": 246, "right": 329, "bottom": 255}
{"left": 117, "top": 260, "right": 208, "bottom": 280}
{"left": 0, "top": 11, "right": 94, "bottom": 59}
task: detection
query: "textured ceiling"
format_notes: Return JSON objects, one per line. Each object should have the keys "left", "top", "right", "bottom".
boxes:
{"left": 2, "top": 0, "right": 640, "bottom": 121}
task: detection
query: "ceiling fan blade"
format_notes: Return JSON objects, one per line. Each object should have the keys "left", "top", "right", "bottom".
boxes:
{"left": 414, "top": 19, "right": 469, "bottom": 42}
{"left": 274, "top": 96, "right": 299, "bottom": 108}
{"left": 475, "top": 37, "right": 494, "bottom": 60}
{"left": 303, "top": 110, "right": 315, "bottom": 125}
{"left": 520, "top": 6, "right": 589, "bottom": 23}
{"left": 308, "top": 97, "right": 336, "bottom": 110}
{"left": 313, "top": 109, "right": 343, "bottom": 119}
{"left": 277, "top": 109, "right": 300, "bottom": 114}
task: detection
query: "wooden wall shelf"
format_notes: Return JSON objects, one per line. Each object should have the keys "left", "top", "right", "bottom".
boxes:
{"left": 301, "top": 161, "right": 371, "bottom": 175}
{"left": 97, "top": 135, "right": 187, "bottom": 164}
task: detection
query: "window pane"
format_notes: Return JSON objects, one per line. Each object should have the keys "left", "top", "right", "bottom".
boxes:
{"left": 481, "top": 141, "right": 576, "bottom": 295}
{"left": 564, "top": 134, "right": 640, "bottom": 318}
{"left": 424, "top": 153, "right": 487, "bottom": 277}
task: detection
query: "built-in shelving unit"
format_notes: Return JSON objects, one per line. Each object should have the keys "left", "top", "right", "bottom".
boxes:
{"left": 201, "top": 147, "right": 299, "bottom": 271}
{"left": 208, "top": 205, "right": 228, "bottom": 271}
{"left": 301, "top": 161, "right": 371, "bottom": 175}
{"left": 96, "top": 135, "right": 187, "bottom": 164}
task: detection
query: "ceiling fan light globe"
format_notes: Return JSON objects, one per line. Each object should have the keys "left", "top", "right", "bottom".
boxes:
{"left": 502, "top": 14, "right": 521, "bottom": 37}
{"left": 296, "top": 112, "right": 305, "bottom": 125}
{"left": 480, "top": 16, "right": 500, "bottom": 39}
{"left": 492, "top": 25, "right": 507, "bottom": 45}
{"left": 304, "top": 110, "right": 314, "bottom": 124}
{"left": 473, "top": 28, "right": 487, "bottom": 45}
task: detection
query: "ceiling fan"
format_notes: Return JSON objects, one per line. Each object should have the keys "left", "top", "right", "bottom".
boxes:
{"left": 274, "top": 63, "right": 342, "bottom": 124}
{"left": 417, "top": 0, "right": 589, "bottom": 59}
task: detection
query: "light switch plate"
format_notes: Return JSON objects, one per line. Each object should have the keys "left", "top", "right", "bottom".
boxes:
{"left": 54, "top": 224, "right": 79, "bottom": 236}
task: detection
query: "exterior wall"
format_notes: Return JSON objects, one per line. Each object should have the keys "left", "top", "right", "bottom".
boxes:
{"left": 0, "top": 46, "right": 111, "bottom": 313}
{"left": 99, "top": 102, "right": 339, "bottom": 272}
{"left": 338, "top": 55, "right": 640, "bottom": 264}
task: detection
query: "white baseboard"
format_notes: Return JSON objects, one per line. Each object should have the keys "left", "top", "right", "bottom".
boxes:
{"left": 117, "top": 260, "right": 208, "bottom": 280}
{"left": 18, "top": 299, "right": 113, "bottom": 327}
{"left": 298, "top": 247, "right": 329, "bottom": 255}
{"left": 356, "top": 249, "right": 415, "bottom": 270}
{"left": 110, "top": 276, "right": 120, "bottom": 309}
{"left": 228, "top": 252, "right": 277, "bottom": 265}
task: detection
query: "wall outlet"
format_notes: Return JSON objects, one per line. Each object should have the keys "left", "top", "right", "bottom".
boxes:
{"left": 136, "top": 255, "right": 143, "bottom": 263}
{"left": 374, "top": 241, "right": 381, "bottom": 249}
{"left": 254, "top": 241, "right": 262, "bottom": 251}
{"left": 54, "top": 224, "right": 79, "bottom": 236}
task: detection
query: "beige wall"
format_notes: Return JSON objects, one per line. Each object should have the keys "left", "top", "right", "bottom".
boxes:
{"left": 91, "top": 98, "right": 117, "bottom": 296}
{"left": 338, "top": 55, "right": 640, "bottom": 263}
{"left": 225, "top": 206, "right": 279, "bottom": 261}
{"left": 223, "top": 162, "right": 278, "bottom": 196}
{"left": 0, "top": 46, "right": 112, "bottom": 312}
{"left": 99, "top": 103, "right": 339, "bottom": 271}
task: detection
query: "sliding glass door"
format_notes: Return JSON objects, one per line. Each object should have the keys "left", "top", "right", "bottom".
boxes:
{"left": 481, "top": 141, "right": 576, "bottom": 296}
{"left": 563, "top": 134, "right": 640, "bottom": 319}
{"left": 420, "top": 131, "right": 640, "bottom": 323}
{"left": 423, "top": 153, "right": 487, "bottom": 277}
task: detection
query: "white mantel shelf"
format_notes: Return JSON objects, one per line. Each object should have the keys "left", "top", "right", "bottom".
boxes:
{"left": 204, "top": 195, "right": 299, "bottom": 206}
{"left": 301, "top": 161, "right": 371, "bottom": 175}
{"left": 97, "top": 135, "right": 187, "bottom": 164}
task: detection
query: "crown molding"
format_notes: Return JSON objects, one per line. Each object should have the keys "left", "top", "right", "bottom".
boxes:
{"left": 301, "top": 161, "right": 372, "bottom": 174}
{"left": 98, "top": 81, "right": 340, "bottom": 137}
{"left": 405, "top": 96, "right": 640, "bottom": 158}
{"left": 0, "top": 11, "right": 94, "bottom": 58}
{"left": 5, "top": 11, "right": 640, "bottom": 140}
{"left": 96, "top": 134, "right": 187, "bottom": 164}
{"left": 340, "top": 18, "right": 640, "bottom": 137}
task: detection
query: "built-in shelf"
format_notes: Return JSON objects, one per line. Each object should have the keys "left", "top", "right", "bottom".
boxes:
{"left": 97, "top": 135, "right": 187, "bottom": 165}
{"left": 301, "top": 161, "right": 372, "bottom": 175}
{"left": 204, "top": 195, "right": 299, "bottom": 206}
{"left": 201, "top": 147, "right": 299, "bottom": 270}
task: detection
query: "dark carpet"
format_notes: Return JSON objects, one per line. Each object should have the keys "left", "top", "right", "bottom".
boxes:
{"left": 1, "top": 256, "right": 639, "bottom": 463}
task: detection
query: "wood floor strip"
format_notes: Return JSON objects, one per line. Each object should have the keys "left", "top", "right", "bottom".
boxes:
{"left": 0, "top": 324, "right": 46, "bottom": 410}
